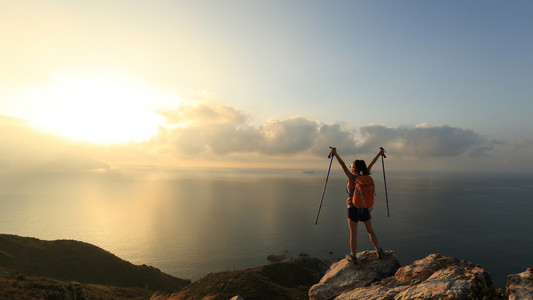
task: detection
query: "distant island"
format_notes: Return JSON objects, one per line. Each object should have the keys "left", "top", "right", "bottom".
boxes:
{"left": 1, "top": 234, "right": 531, "bottom": 299}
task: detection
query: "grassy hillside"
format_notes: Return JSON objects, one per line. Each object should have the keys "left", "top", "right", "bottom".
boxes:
{"left": 0, "top": 235, "right": 329, "bottom": 299}
{"left": 1, "top": 266, "right": 154, "bottom": 300}
{"left": 0, "top": 234, "right": 190, "bottom": 291}
{"left": 158, "top": 254, "right": 329, "bottom": 300}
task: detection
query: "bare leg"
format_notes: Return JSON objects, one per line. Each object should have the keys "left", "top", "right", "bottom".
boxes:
{"left": 348, "top": 218, "right": 358, "bottom": 254}
{"left": 363, "top": 220, "right": 380, "bottom": 250}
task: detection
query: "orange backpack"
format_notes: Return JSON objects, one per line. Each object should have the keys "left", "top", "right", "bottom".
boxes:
{"left": 352, "top": 175, "right": 375, "bottom": 209}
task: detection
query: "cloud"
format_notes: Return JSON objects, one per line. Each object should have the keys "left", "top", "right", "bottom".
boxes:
{"left": 159, "top": 102, "right": 246, "bottom": 126}
{"left": 155, "top": 101, "right": 498, "bottom": 159}
{"left": 156, "top": 102, "right": 259, "bottom": 155}
{"left": 1, "top": 101, "right": 501, "bottom": 174}
{"left": 357, "top": 123, "right": 500, "bottom": 158}
{"left": 260, "top": 117, "right": 319, "bottom": 155}
{"left": 514, "top": 138, "right": 533, "bottom": 151}
{"left": 156, "top": 101, "right": 358, "bottom": 157}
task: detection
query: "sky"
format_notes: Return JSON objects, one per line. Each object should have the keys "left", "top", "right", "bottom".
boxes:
{"left": 1, "top": 0, "right": 533, "bottom": 174}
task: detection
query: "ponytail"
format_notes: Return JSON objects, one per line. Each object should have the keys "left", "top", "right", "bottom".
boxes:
{"left": 354, "top": 160, "right": 370, "bottom": 175}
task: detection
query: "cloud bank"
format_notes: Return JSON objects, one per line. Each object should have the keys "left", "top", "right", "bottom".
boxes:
{"left": 357, "top": 123, "right": 501, "bottom": 158}
{"left": 154, "top": 102, "right": 499, "bottom": 159}
{"left": 1, "top": 100, "right": 504, "bottom": 173}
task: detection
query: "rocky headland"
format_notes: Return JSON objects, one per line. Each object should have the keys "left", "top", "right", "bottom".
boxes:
{"left": 0, "top": 234, "right": 190, "bottom": 291}
{"left": 1, "top": 234, "right": 532, "bottom": 299}
{"left": 310, "top": 250, "right": 499, "bottom": 300}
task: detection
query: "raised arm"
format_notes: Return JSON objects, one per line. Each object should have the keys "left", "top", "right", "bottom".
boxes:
{"left": 367, "top": 148, "right": 385, "bottom": 172}
{"left": 331, "top": 148, "right": 354, "bottom": 180}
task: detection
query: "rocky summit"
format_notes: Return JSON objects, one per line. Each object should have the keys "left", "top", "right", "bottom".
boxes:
{"left": 309, "top": 251, "right": 494, "bottom": 300}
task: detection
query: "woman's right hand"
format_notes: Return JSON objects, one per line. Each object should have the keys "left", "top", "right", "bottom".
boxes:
{"left": 331, "top": 147, "right": 337, "bottom": 156}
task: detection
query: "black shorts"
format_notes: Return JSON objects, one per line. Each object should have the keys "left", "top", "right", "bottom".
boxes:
{"left": 347, "top": 206, "right": 371, "bottom": 222}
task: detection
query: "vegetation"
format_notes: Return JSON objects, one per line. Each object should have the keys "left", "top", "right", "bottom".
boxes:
{"left": 0, "top": 267, "right": 154, "bottom": 299}
{"left": 468, "top": 282, "right": 506, "bottom": 300}
{"left": 157, "top": 255, "right": 328, "bottom": 300}
{"left": 1, "top": 234, "right": 329, "bottom": 299}
{"left": 0, "top": 234, "right": 190, "bottom": 291}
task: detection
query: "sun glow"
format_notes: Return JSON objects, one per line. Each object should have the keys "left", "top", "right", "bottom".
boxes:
{"left": 12, "top": 73, "right": 179, "bottom": 144}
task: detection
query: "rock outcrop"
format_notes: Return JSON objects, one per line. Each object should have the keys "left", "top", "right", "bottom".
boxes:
{"left": 506, "top": 268, "right": 533, "bottom": 300}
{"left": 309, "top": 250, "right": 400, "bottom": 300}
{"left": 310, "top": 251, "right": 494, "bottom": 300}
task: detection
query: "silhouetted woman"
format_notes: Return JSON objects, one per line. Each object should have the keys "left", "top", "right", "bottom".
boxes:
{"left": 331, "top": 147, "right": 385, "bottom": 263}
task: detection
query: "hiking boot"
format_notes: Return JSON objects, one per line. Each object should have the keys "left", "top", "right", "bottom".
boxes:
{"left": 345, "top": 254, "right": 357, "bottom": 264}
{"left": 376, "top": 248, "right": 385, "bottom": 259}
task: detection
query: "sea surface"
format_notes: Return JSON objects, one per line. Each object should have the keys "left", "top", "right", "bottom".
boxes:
{"left": 1, "top": 168, "right": 532, "bottom": 287}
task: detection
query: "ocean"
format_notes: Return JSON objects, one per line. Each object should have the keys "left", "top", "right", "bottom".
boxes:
{"left": 1, "top": 168, "right": 532, "bottom": 287}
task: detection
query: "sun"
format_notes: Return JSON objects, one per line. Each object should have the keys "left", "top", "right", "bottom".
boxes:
{"left": 19, "top": 73, "right": 178, "bottom": 144}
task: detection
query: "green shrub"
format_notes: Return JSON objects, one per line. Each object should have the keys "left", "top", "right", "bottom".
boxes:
{"left": 468, "top": 282, "right": 505, "bottom": 300}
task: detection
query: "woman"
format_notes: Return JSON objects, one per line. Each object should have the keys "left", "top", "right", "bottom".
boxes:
{"left": 331, "top": 147, "right": 385, "bottom": 264}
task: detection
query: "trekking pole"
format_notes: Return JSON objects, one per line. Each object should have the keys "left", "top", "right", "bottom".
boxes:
{"left": 380, "top": 147, "right": 390, "bottom": 217}
{"left": 315, "top": 147, "right": 334, "bottom": 225}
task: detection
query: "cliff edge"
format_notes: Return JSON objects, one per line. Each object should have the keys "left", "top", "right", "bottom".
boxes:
{"left": 310, "top": 250, "right": 499, "bottom": 300}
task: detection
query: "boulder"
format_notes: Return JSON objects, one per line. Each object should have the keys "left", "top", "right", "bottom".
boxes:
{"left": 266, "top": 254, "right": 288, "bottom": 263}
{"left": 308, "top": 250, "right": 400, "bottom": 300}
{"left": 386, "top": 253, "right": 493, "bottom": 300}
{"left": 506, "top": 268, "right": 533, "bottom": 300}
{"left": 310, "top": 252, "right": 494, "bottom": 300}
